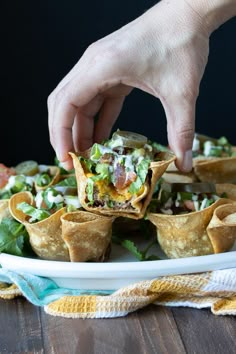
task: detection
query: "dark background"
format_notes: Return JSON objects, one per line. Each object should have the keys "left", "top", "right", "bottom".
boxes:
{"left": 1, "top": 1, "right": 236, "bottom": 166}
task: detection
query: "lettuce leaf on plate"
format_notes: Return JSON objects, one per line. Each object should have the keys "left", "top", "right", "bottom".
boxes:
{"left": 0, "top": 218, "right": 34, "bottom": 257}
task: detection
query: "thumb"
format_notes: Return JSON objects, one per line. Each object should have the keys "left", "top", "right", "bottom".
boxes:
{"left": 162, "top": 97, "right": 196, "bottom": 172}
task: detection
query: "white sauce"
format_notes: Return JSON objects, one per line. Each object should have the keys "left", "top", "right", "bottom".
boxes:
{"left": 193, "top": 200, "right": 200, "bottom": 211}
{"left": 4, "top": 175, "right": 26, "bottom": 190}
{"left": 192, "top": 136, "right": 200, "bottom": 151}
{"left": 203, "top": 141, "right": 213, "bottom": 156}
{"left": 64, "top": 196, "right": 81, "bottom": 208}
{"left": 38, "top": 164, "right": 49, "bottom": 172}
{"left": 200, "top": 198, "right": 208, "bottom": 210}
{"left": 4, "top": 175, "right": 18, "bottom": 190}
{"left": 47, "top": 191, "right": 64, "bottom": 204}
{"left": 124, "top": 155, "right": 134, "bottom": 172}
{"left": 25, "top": 176, "right": 35, "bottom": 186}
{"left": 35, "top": 191, "right": 44, "bottom": 209}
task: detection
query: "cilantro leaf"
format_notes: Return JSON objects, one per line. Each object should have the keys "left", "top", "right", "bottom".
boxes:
{"left": 0, "top": 218, "right": 34, "bottom": 257}
{"left": 112, "top": 234, "right": 160, "bottom": 261}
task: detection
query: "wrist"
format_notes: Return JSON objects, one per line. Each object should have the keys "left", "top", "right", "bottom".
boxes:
{"left": 184, "top": 0, "right": 236, "bottom": 34}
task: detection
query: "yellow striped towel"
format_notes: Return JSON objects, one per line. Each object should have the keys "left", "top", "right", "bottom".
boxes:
{"left": 0, "top": 268, "right": 236, "bottom": 318}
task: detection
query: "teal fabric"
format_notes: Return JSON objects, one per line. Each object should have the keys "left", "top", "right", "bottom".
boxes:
{"left": 0, "top": 269, "right": 112, "bottom": 306}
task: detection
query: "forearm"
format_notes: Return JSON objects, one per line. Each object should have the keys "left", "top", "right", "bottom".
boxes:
{"left": 185, "top": 0, "right": 236, "bottom": 33}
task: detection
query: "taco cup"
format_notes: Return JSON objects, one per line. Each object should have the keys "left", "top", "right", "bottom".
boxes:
{"left": 61, "top": 211, "right": 113, "bottom": 262}
{"left": 9, "top": 191, "right": 69, "bottom": 261}
{"left": 70, "top": 130, "right": 176, "bottom": 219}
{"left": 147, "top": 182, "right": 236, "bottom": 258}
{"left": 34, "top": 165, "right": 61, "bottom": 191}
{"left": 207, "top": 204, "right": 236, "bottom": 254}
{"left": 0, "top": 161, "right": 61, "bottom": 200}
{"left": 192, "top": 134, "right": 236, "bottom": 183}
{"left": 8, "top": 177, "right": 113, "bottom": 262}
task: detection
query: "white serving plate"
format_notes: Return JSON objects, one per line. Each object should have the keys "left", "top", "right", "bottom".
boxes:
{"left": 0, "top": 240, "right": 236, "bottom": 291}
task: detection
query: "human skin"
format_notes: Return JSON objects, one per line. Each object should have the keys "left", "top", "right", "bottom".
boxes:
{"left": 48, "top": 0, "right": 236, "bottom": 171}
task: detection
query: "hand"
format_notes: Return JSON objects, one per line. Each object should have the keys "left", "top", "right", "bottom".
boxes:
{"left": 48, "top": 0, "right": 211, "bottom": 171}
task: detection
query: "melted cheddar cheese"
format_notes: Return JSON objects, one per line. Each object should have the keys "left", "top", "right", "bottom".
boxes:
{"left": 86, "top": 173, "right": 144, "bottom": 203}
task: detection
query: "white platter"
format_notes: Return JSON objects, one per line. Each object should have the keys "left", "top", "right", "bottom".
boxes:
{"left": 0, "top": 239, "right": 236, "bottom": 291}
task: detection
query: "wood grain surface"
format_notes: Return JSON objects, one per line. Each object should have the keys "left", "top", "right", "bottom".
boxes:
{"left": 0, "top": 298, "right": 235, "bottom": 354}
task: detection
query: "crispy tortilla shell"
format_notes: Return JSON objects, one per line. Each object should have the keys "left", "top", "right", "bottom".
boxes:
{"left": 9, "top": 191, "right": 69, "bottom": 261}
{"left": 0, "top": 199, "right": 11, "bottom": 222}
{"left": 207, "top": 204, "right": 236, "bottom": 253}
{"left": 193, "top": 156, "right": 236, "bottom": 183}
{"left": 148, "top": 198, "right": 233, "bottom": 258}
{"left": 70, "top": 150, "right": 176, "bottom": 219}
{"left": 61, "top": 211, "right": 113, "bottom": 262}
{"left": 216, "top": 183, "right": 236, "bottom": 201}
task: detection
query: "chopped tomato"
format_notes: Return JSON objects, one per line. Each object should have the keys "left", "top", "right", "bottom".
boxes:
{"left": 183, "top": 200, "right": 195, "bottom": 211}
{"left": 114, "top": 164, "right": 126, "bottom": 190}
{"left": 114, "top": 164, "right": 137, "bottom": 190}
{"left": 0, "top": 163, "right": 16, "bottom": 188}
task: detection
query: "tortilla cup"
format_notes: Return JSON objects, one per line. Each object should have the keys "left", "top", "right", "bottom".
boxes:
{"left": 61, "top": 211, "right": 113, "bottom": 262}
{"left": 148, "top": 198, "right": 233, "bottom": 259}
{"left": 193, "top": 155, "right": 236, "bottom": 183}
{"left": 9, "top": 191, "right": 69, "bottom": 261}
{"left": 207, "top": 204, "right": 236, "bottom": 254}
{"left": 0, "top": 199, "right": 11, "bottom": 222}
{"left": 70, "top": 150, "right": 176, "bottom": 219}
{"left": 35, "top": 165, "right": 61, "bottom": 191}
{"left": 216, "top": 183, "right": 236, "bottom": 201}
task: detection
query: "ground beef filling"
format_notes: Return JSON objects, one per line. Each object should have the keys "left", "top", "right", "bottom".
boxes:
{"left": 87, "top": 185, "right": 134, "bottom": 210}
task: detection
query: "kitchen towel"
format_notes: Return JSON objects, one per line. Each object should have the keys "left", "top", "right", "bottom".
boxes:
{"left": 0, "top": 268, "right": 235, "bottom": 318}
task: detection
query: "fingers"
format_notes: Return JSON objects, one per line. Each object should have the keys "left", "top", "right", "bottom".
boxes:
{"left": 48, "top": 52, "right": 130, "bottom": 168}
{"left": 48, "top": 73, "right": 104, "bottom": 169}
{"left": 72, "top": 95, "right": 104, "bottom": 152}
{"left": 49, "top": 99, "right": 77, "bottom": 170}
{"left": 162, "top": 95, "right": 196, "bottom": 172}
{"left": 94, "top": 96, "right": 126, "bottom": 143}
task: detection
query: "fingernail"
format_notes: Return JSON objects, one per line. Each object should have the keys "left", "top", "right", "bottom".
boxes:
{"left": 55, "top": 147, "right": 65, "bottom": 163}
{"left": 181, "top": 150, "right": 193, "bottom": 172}
{"left": 60, "top": 161, "right": 73, "bottom": 171}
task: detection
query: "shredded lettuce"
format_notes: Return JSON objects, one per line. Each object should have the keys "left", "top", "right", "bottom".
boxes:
{"left": 137, "top": 159, "right": 150, "bottom": 183}
{"left": 86, "top": 165, "right": 111, "bottom": 204}
{"left": 129, "top": 159, "right": 150, "bottom": 194}
{"left": 129, "top": 176, "right": 142, "bottom": 195}
{"left": 42, "top": 188, "right": 63, "bottom": 209}
{"left": 86, "top": 178, "right": 95, "bottom": 203}
{"left": 35, "top": 173, "right": 52, "bottom": 187}
{"left": 150, "top": 141, "right": 170, "bottom": 152}
{"left": 79, "top": 156, "right": 94, "bottom": 173}
{"left": 57, "top": 176, "right": 77, "bottom": 187}
{"left": 17, "top": 202, "right": 50, "bottom": 222}
{"left": 90, "top": 143, "right": 103, "bottom": 161}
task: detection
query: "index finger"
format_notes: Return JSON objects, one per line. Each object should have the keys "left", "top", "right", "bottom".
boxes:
{"left": 48, "top": 74, "right": 104, "bottom": 168}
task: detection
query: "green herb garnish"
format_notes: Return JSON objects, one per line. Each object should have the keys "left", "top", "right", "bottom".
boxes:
{"left": 0, "top": 218, "right": 34, "bottom": 256}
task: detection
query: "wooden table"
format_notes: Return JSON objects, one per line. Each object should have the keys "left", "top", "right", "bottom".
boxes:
{"left": 0, "top": 298, "right": 235, "bottom": 353}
